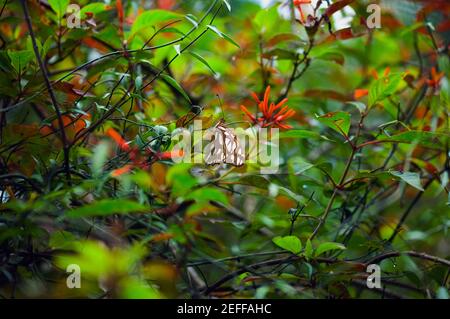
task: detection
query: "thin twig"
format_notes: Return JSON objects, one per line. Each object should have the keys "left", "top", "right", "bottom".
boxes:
{"left": 73, "top": 2, "right": 224, "bottom": 145}
{"left": 3, "top": 0, "right": 221, "bottom": 114}
{"left": 279, "top": 39, "right": 314, "bottom": 102}
{"left": 20, "top": 0, "right": 71, "bottom": 184}
{"left": 366, "top": 251, "right": 450, "bottom": 268}
{"left": 309, "top": 113, "right": 366, "bottom": 240}
{"left": 387, "top": 176, "right": 436, "bottom": 243}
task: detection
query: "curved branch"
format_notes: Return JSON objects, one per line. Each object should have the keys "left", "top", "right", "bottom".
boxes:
{"left": 3, "top": 0, "right": 221, "bottom": 114}
{"left": 366, "top": 251, "right": 450, "bottom": 268}
{"left": 20, "top": 0, "right": 71, "bottom": 184}
{"left": 203, "top": 255, "right": 336, "bottom": 295}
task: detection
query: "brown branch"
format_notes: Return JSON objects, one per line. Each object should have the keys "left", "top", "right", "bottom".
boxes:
{"left": 20, "top": 0, "right": 71, "bottom": 184}
{"left": 278, "top": 39, "right": 314, "bottom": 102}
{"left": 73, "top": 2, "right": 223, "bottom": 145}
{"left": 0, "top": 0, "right": 7, "bottom": 19}
{"left": 366, "top": 251, "right": 450, "bottom": 268}
{"left": 3, "top": 0, "right": 221, "bottom": 114}
{"left": 350, "top": 280, "right": 403, "bottom": 299}
{"left": 203, "top": 255, "right": 336, "bottom": 295}
{"left": 387, "top": 173, "right": 437, "bottom": 243}
{"left": 309, "top": 113, "right": 367, "bottom": 240}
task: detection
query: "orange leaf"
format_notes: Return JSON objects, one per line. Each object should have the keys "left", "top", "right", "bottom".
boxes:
{"left": 106, "top": 128, "right": 130, "bottom": 151}
{"left": 116, "top": 0, "right": 124, "bottom": 36}
{"left": 111, "top": 164, "right": 133, "bottom": 177}
{"left": 354, "top": 89, "right": 369, "bottom": 100}
{"left": 158, "top": 150, "right": 184, "bottom": 160}
{"left": 325, "top": 0, "right": 355, "bottom": 17}
{"left": 82, "top": 38, "right": 110, "bottom": 53}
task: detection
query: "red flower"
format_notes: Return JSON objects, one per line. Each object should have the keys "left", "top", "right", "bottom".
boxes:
{"left": 240, "top": 86, "right": 296, "bottom": 129}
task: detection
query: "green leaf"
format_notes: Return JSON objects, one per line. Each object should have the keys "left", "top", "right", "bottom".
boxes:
{"left": 49, "top": 231, "right": 76, "bottom": 249}
{"left": 207, "top": 25, "right": 240, "bottom": 48}
{"left": 253, "top": 6, "right": 280, "bottom": 33}
{"left": 368, "top": 73, "right": 403, "bottom": 107}
{"left": 160, "top": 74, "right": 192, "bottom": 103}
{"left": 184, "top": 14, "right": 198, "bottom": 28}
{"left": 131, "top": 10, "right": 181, "bottom": 35}
{"left": 174, "top": 44, "right": 181, "bottom": 56}
{"left": 234, "top": 175, "right": 270, "bottom": 189}
{"left": 347, "top": 101, "right": 367, "bottom": 114}
{"left": 383, "top": 131, "right": 446, "bottom": 149}
{"left": 275, "top": 185, "right": 304, "bottom": 203}
{"left": 288, "top": 157, "right": 315, "bottom": 175}
{"left": 312, "top": 51, "right": 345, "bottom": 65}
{"left": 304, "top": 239, "right": 313, "bottom": 260}
{"left": 221, "top": 32, "right": 241, "bottom": 48}
{"left": 222, "top": 0, "right": 231, "bottom": 12}
{"left": 189, "top": 52, "right": 216, "bottom": 75}
{"left": 167, "top": 164, "right": 197, "bottom": 197}
{"left": 91, "top": 141, "right": 110, "bottom": 176}
{"left": 272, "top": 236, "right": 302, "bottom": 254}
{"left": 315, "top": 242, "right": 346, "bottom": 256}
{"left": 317, "top": 111, "right": 351, "bottom": 137}
{"left": 8, "top": 50, "right": 34, "bottom": 73}
{"left": 185, "top": 187, "right": 229, "bottom": 205}
{"left": 66, "top": 199, "right": 147, "bottom": 218}
{"left": 80, "top": 3, "right": 107, "bottom": 19}
{"left": 48, "top": 0, "right": 69, "bottom": 19}
{"left": 390, "top": 171, "right": 424, "bottom": 191}
{"left": 263, "top": 48, "right": 298, "bottom": 60}
{"left": 0, "top": 51, "right": 13, "bottom": 73}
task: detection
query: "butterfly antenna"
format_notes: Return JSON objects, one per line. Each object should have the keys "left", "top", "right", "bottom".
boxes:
{"left": 216, "top": 94, "right": 226, "bottom": 120}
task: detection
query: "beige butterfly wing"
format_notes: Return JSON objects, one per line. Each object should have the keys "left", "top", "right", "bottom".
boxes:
{"left": 221, "top": 125, "right": 245, "bottom": 167}
{"left": 204, "top": 125, "right": 225, "bottom": 165}
{"left": 205, "top": 121, "right": 245, "bottom": 167}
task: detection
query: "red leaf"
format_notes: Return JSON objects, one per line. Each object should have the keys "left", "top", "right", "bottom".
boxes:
{"left": 116, "top": 0, "right": 124, "bottom": 36}
{"left": 437, "top": 19, "right": 450, "bottom": 32}
{"left": 321, "top": 27, "right": 364, "bottom": 44}
{"left": 111, "top": 165, "right": 133, "bottom": 177}
{"left": 354, "top": 89, "right": 368, "bottom": 100}
{"left": 82, "top": 38, "right": 110, "bottom": 53}
{"left": 106, "top": 128, "right": 130, "bottom": 151}
{"left": 325, "top": 0, "right": 355, "bottom": 17}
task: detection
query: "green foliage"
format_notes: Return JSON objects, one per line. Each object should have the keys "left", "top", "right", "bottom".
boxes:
{"left": 66, "top": 199, "right": 148, "bottom": 218}
{"left": 131, "top": 10, "right": 182, "bottom": 36}
{"left": 317, "top": 111, "right": 352, "bottom": 137}
{"left": 315, "top": 242, "right": 346, "bottom": 257}
{"left": 272, "top": 236, "right": 302, "bottom": 255}
{"left": 0, "top": 0, "right": 448, "bottom": 300}
{"left": 390, "top": 171, "right": 424, "bottom": 192}
{"left": 48, "top": 0, "right": 70, "bottom": 19}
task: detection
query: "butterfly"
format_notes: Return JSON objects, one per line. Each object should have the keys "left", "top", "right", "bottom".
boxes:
{"left": 204, "top": 119, "right": 245, "bottom": 167}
